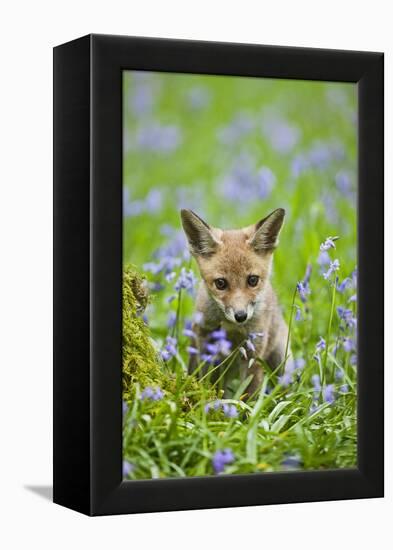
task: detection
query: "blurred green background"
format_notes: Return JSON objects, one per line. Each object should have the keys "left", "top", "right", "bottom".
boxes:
{"left": 123, "top": 70, "right": 357, "bottom": 340}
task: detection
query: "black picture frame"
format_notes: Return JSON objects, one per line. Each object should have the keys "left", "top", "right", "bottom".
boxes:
{"left": 53, "top": 34, "right": 384, "bottom": 516}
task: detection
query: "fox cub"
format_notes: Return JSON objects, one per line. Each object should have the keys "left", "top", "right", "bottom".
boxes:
{"left": 180, "top": 208, "right": 289, "bottom": 396}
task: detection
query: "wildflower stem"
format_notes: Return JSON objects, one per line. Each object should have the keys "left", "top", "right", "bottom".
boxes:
{"left": 283, "top": 286, "right": 297, "bottom": 371}
{"left": 172, "top": 288, "right": 183, "bottom": 339}
{"left": 323, "top": 277, "right": 337, "bottom": 385}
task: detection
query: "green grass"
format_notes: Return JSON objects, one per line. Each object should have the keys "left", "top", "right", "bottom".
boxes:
{"left": 122, "top": 71, "right": 357, "bottom": 479}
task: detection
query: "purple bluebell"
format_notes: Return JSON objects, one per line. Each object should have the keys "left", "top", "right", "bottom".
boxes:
{"left": 219, "top": 153, "right": 275, "bottom": 205}
{"left": 246, "top": 339, "right": 256, "bottom": 352}
{"left": 337, "top": 307, "right": 356, "bottom": 329}
{"left": 323, "top": 259, "right": 340, "bottom": 280}
{"left": 122, "top": 461, "right": 134, "bottom": 477}
{"left": 318, "top": 250, "right": 331, "bottom": 266}
{"left": 297, "top": 281, "right": 310, "bottom": 303}
{"left": 186, "top": 86, "right": 211, "bottom": 110}
{"left": 187, "top": 346, "right": 199, "bottom": 355}
{"left": 211, "top": 329, "right": 227, "bottom": 340}
{"left": 174, "top": 268, "right": 198, "bottom": 295}
{"left": 320, "top": 236, "right": 338, "bottom": 251}
{"left": 343, "top": 337, "right": 355, "bottom": 353}
{"left": 316, "top": 336, "right": 326, "bottom": 352}
{"left": 141, "top": 386, "right": 164, "bottom": 401}
{"left": 217, "top": 113, "right": 254, "bottom": 145}
{"left": 249, "top": 332, "right": 264, "bottom": 340}
{"left": 291, "top": 154, "right": 309, "bottom": 178}
{"left": 167, "top": 311, "right": 177, "bottom": 329}
{"left": 222, "top": 403, "right": 238, "bottom": 418}
{"left": 337, "top": 277, "right": 352, "bottom": 293}
{"left": 183, "top": 327, "right": 197, "bottom": 338}
{"left": 255, "top": 167, "right": 276, "bottom": 199}
{"left": 281, "top": 454, "right": 302, "bottom": 469}
{"left": 212, "top": 449, "right": 235, "bottom": 474}
{"left": 348, "top": 294, "right": 357, "bottom": 303}
{"left": 262, "top": 117, "right": 300, "bottom": 154}
{"left": 323, "top": 384, "right": 335, "bottom": 404}
{"left": 193, "top": 311, "right": 204, "bottom": 325}
{"left": 294, "top": 306, "right": 302, "bottom": 321}
{"left": 311, "top": 374, "right": 321, "bottom": 392}
{"left": 278, "top": 371, "right": 293, "bottom": 387}
{"left": 335, "top": 368, "right": 344, "bottom": 381}
{"left": 340, "top": 384, "right": 349, "bottom": 394}
{"left": 122, "top": 401, "right": 128, "bottom": 415}
{"left": 136, "top": 122, "right": 182, "bottom": 154}
{"left": 335, "top": 170, "right": 354, "bottom": 199}
{"left": 294, "top": 358, "right": 306, "bottom": 370}
{"left": 161, "top": 335, "right": 177, "bottom": 360}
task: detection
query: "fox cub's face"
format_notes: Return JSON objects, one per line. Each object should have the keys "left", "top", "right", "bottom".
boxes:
{"left": 181, "top": 208, "right": 285, "bottom": 325}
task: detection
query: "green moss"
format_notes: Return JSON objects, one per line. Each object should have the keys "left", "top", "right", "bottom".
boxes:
{"left": 122, "top": 265, "right": 217, "bottom": 408}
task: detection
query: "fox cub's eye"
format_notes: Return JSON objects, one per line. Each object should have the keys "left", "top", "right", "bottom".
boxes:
{"left": 214, "top": 278, "right": 228, "bottom": 290}
{"left": 247, "top": 275, "right": 259, "bottom": 287}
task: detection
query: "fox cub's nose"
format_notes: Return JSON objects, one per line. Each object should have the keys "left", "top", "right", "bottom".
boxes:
{"left": 234, "top": 310, "right": 248, "bottom": 323}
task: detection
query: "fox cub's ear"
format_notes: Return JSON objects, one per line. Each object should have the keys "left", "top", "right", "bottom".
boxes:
{"left": 248, "top": 208, "right": 285, "bottom": 252}
{"left": 180, "top": 209, "right": 220, "bottom": 256}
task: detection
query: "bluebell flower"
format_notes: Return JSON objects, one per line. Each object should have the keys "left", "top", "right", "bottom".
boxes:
{"left": 294, "top": 358, "right": 306, "bottom": 370}
{"left": 262, "top": 117, "right": 300, "bottom": 154}
{"left": 323, "top": 384, "right": 335, "bottom": 404}
{"left": 222, "top": 403, "right": 238, "bottom": 418}
{"left": 217, "top": 113, "right": 254, "bottom": 145}
{"left": 335, "top": 368, "right": 344, "bottom": 381}
{"left": 161, "top": 335, "right": 177, "bottom": 361}
{"left": 278, "top": 371, "right": 293, "bottom": 388}
{"left": 311, "top": 374, "right": 321, "bottom": 392}
{"left": 291, "top": 154, "right": 309, "bottom": 178}
{"left": 316, "top": 336, "right": 326, "bottom": 352}
{"left": 246, "top": 339, "right": 256, "bottom": 352}
{"left": 323, "top": 259, "right": 340, "bottom": 280}
{"left": 183, "top": 327, "right": 196, "bottom": 338}
{"left": 123, "top": 460, "right": 134, "bottom": 477}
{"left": 136, "top": 122, "right": 182, "bottom": 154}
{"left": 219, "top": 153, "right": 275, "bottom": 205}
{"left": 348, "top": 294, "right": 357, "bottom": 303}
{"left": 337, "top": 277, "right": 352, "bottom": 293}
{"left": 343, "top": 337, "right": 355, "bottom": 353}
{"left": 340, "top": 384, "right": 349, "bottom": 394}
{"left": 318, "top": 250, "right": 331, "bottom": 266}
{"left": 337, "top": 307, "right": 357, "bottom": 329}
{"left": 174, "top": 268, "right": 198, "bottom": 294}
{"left": 249, "top": 332, "right": 264, "bottom": 340}
{"left": 141, "top": 386, "right": 164, "bottom": 401}
{"left": 335, "top": 170, "right": 354, "bottom": 199}
{"left": 167, "top": 311, "right": 177, "bottom": 329}
{"left": 320, "top": 236, "right": 339, "bottom": 251}
{"left": 212, "top": 449, "right": 235, "bottom": 474}
{"left": 193, "top": 311, "right": 204, "bottom": 325}
{"left": 122, "top": 401, "right": 128, "bottom": 415}
{"left": 350, "top": 354, "right": 357, "bottom": 365}
{"left": 187, "top": 346, "right": 199, "bottom": 355}
{"left": 186, "top": 86, "right": 211, "bottom": 110}
{"left": 294, "top": 306, "right": 302, "bottom": 321}
{"left": 255, "top": 167, "right": 276, "bottom": 199}
{"left": 129, "top": 83, "right": 154, "bottom": 116}
{"left": 297, "top": 281, "right": 310, "bottom": 302}
{"left": 281, "top": 454, "right": 302, "bottom": 469}
{"left": 211, "top": 328, "right": 227, "bottom": 340}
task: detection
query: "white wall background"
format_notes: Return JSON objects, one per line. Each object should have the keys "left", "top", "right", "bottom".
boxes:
{"left": 0, "top": 1, "right": 390, "bottom": 548}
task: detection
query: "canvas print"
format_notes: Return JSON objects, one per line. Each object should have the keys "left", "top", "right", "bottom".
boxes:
{"left": 122, "top": 71, "right": 357, "bottom": 480}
